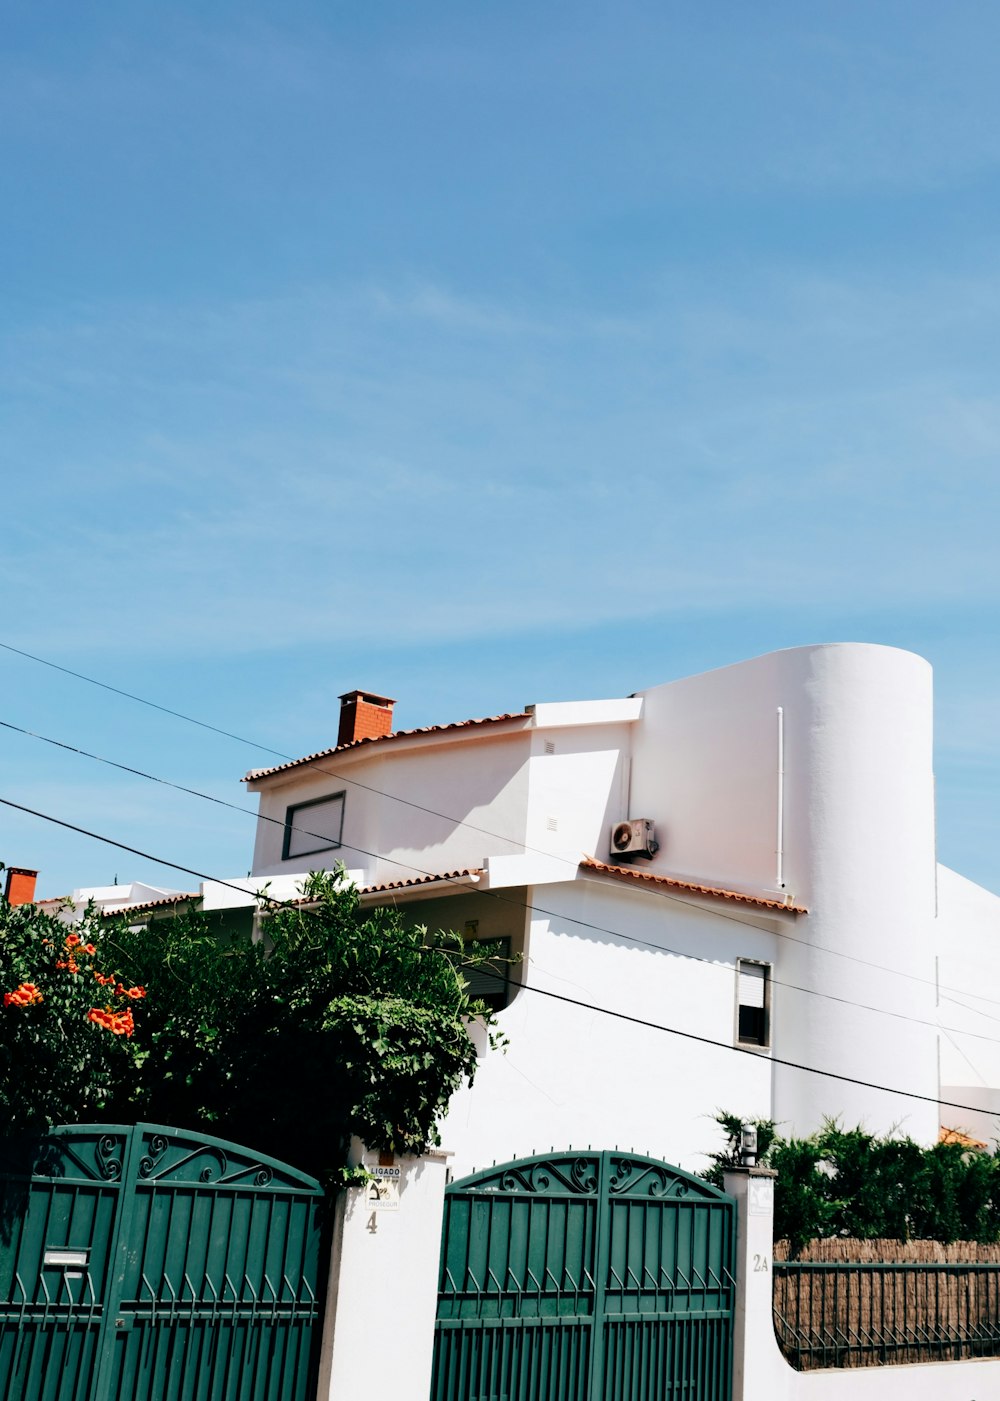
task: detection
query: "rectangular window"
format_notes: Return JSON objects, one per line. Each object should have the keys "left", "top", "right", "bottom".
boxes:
{"left": 736, "top": 960, "right": 770, "bottom": 1049}
{"left": 464, "top": 936, "right": 512, "bottom": 1011}
{"left": 282, "top": 793, "right": 346, "bottom": 861}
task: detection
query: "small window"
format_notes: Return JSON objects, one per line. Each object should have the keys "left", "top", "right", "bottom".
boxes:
{"left": 736, "top": 960, "right": 770, "bottom": 1049}
{"left": 282, "top": 793, "right": 346, "bottom": 861}
{"left": 464, "top": 936, "right": 511, "bottom": 1011}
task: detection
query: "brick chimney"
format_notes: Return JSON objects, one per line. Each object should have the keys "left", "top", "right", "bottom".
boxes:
{"left": 337, "top": 691, "right": 396, "bottom": 747}
{"left": 4, "top": 867, "right": 38, "bottom": 906}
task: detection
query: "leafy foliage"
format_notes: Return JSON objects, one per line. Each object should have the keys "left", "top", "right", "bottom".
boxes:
{"left": 704, "top": 1112, "right": 1000, "bottom": 1255}
{"left": 2, "top": 870, "right": 505, "bottom": 1182}
{"left": 0, "top": 898, "right": 147, "bottom": 1133}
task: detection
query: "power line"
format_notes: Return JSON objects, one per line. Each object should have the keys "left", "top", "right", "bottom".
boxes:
{"left": 516, "top": 980, "right": 996, "bottom": 1121}
{"left": 6, "top": 716, "right": 1000, "bottom": 1046}
{"left": 0, "top": 795, "right": 291, "bottom": 910}
{"left": 3, "top": 638, "right": 997, "bottom": 1013}
{"left": 1, "top": 790, "right": 996, "bottom": 1121}
{"left": 0, "top": 639, "right": 541, "bottom": 861}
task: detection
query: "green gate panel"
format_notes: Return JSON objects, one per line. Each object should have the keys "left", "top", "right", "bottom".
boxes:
{"left": 432, "top": 1152, "right": 735, "bottom": 1401}
{"left": 0, "top": 1124, "right": 325, "bottom": 1401}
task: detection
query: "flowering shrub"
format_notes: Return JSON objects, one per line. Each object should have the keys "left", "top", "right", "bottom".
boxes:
{"left": 3, "top": 868, "right": 505, "bottom": 1181}
{"left": 0, "top": 897, "right": 147, "bottom": 1134}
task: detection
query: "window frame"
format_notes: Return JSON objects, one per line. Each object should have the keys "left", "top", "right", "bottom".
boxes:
{"left": 463, "top": 935, "right": 512, "bottom": 1012}
{"left": 735, "top": 957, "right": 771, "bottom": 1051}
{"left": 281, "top": 791, "right": 346, "bottom": 861}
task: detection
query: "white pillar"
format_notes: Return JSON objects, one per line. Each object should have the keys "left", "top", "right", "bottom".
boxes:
{"left": 724, "top": 1166, "right": 794, "bottom": 1401}
{"left": 316, "top": 1139, "right": 451, "bottom": 1400}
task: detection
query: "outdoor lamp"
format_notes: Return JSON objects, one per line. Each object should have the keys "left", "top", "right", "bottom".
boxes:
{"left": 740, "top": 1124, "right": 758, "bottom": 1167}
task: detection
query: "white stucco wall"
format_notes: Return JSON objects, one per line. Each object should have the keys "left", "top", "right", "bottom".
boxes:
{"left": 316, "top": 1140, "right": 450, "bottom": 1400}
{"left": 935, "top": 863, "right": 1000, "bottom": 1145}
{"left": 250, "top": 712, "right": 641, "bottom": 896}
{"left": 245, "top": 642, "right": 995, "bottom": 1163}
{"left": 250, "top": 730, "right": 533, "bottom": 886}
{"left": 629, "top": 644, "right": 939, "bottom": 1142}
{"left": 727, "top": 1166, "right": 1000, "bottom": 1401}
{"left": 523, "top": 719, "right": 630, "bottom": 880}
{"left": 442, "top": 876, "right": 780, "bottom": 1179}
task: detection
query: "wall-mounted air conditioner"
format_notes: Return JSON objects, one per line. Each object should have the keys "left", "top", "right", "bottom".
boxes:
{"left": 609, "top": 818, "right": 659, "bottom": 861}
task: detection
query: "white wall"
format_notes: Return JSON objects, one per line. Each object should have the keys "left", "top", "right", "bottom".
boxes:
{"left": 251, "top": 716, "right": 638, "bottom": 895}
{"left": 523, "top": 720, "right": 630, "bottom": 878}
{"left": 443, "top": 877, "right": 779, "bottom": 1179}
{"left": 247, "top": 642, "right": 963, "bottom": 1160}
{"left": 935, "top": 863, "right": 1000, "bottom": 1145}
{"left": 630, "top": 644, "right": 939, "bottom": 1142}
{"left": 250, "top": 730, "right": 532, "bottom": 886}
{"left": 316, "top": 1140, "right": 449, "bottom": 1400}
{"left": 727, "top": 1165, "right": 1000, "bottom": 1401}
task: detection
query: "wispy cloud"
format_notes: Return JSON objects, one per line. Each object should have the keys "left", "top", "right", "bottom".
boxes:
{"left": 4, "top": 258, "right": 1000, "bottom": 658}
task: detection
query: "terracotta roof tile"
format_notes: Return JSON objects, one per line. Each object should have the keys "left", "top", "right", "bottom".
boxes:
{"left": 272, "top": 868, "right": 483, "bottom": 909}
{"left": 580, "top": 858, "right": 807, "bottom": 913}
{"left": 360, "top": 868, "right": 482, "bottom": 896}
{"left": 100, "top": 893, "right": 201, "bottom": 918}
{"left": 939, "top": 1126, "right": 987, "bottom": 1150}
{"left": 244, "top": 713, "right": 530, "bottom": 783}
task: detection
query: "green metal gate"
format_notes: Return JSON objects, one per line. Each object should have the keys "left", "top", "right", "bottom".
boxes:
{"left": 0, "top": 1123, "right": 325, "bottom": 1401}
{"left": 432, "top": 1151, "right": 735, "bottom": 1401}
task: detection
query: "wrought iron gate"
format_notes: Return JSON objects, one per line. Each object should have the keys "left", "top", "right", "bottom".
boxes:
{"left": 0, "top": 1123, "right": 324, "bottom": 1401}
{"left": 432, "top": 1151, "right": 735, "bottom": 1401}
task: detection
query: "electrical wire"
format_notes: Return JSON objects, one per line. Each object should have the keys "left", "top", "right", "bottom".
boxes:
{"left": 6, "top": 717, "right": 1000, "bottom": 1048}
{"left": 1, "top": 790, "right": 998, "bottom": 1122}
{"left": 0, "top": 639, "right": 541, "bottom": 859}
{"left": 515, "top": 980, "right": 997, "bottom": 1120}
{"left": 3, "top": 638, "right": 1000, "bottom": 1012}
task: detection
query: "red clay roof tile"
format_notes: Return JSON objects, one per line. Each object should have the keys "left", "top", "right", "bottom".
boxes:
{"left": 100, "top": 892, "right": 200, "bottom": 918}
{"left": 244, "top": 714, "right": 530, "bottom": 783}
{"left": 580, "top": 858, "right": 807, "bottom": 913}
{"left": 271, "top": 868, "right": 484, "bottom": 908}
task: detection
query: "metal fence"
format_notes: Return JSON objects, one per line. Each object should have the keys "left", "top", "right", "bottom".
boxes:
{"left": 773, "top": 1260, "right": 1000, "bottom": 1369}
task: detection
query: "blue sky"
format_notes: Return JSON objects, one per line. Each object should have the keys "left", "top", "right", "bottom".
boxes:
{"left": 2, "top": 1, "right": 999, "bottom": 898}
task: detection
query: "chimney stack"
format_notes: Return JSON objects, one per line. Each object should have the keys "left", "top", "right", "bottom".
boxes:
{"left": 4, "top": 867, "right": 38, "bottom": 906}
{"left": 337, "top": 691, "right": 396, "bottom": 748}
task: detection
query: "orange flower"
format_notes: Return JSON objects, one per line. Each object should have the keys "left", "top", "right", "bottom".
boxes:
{"left": 65, "top": 934, "right": 82, "bottom": 949}
{"left": 126, "top": 986, "right": 147, "bottom": 1000}
{"left": 83, "top": 943, "right": 96, "bottom": 956}
{"left": 4, "top": 982, "right": 43, "bottom": 1008}
{"left": 87, "top": 1005, "right": 135, "bottom": 1037}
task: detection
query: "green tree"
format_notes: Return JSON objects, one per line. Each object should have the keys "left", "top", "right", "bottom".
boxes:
{"left": 106, "top": 869, "right": 503, "bottom": 1178}
{"left": 703, "top": 1111, "right": 1000, "bottom": 1254}
{"left": 2, "top": 870, "right": 505, "bottom": 1183}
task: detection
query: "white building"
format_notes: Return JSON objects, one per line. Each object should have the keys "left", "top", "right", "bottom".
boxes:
{"left": 101, "top": 645, "right": 1000, "bottom": 1175}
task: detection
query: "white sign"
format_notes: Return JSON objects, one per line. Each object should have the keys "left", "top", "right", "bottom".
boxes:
{"left": 749, "top": 1178, "right": 773, "bottom": 1217}
{"left": 367, "top": 1176, "right": 400, "bottom": 1211}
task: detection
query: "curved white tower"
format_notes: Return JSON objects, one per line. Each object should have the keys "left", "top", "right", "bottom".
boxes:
{"left": 771, "top": 644, "right": 938, "bottom": 1140}
{"left": 629, "top": 642, "right": 939, "bottom": 1142}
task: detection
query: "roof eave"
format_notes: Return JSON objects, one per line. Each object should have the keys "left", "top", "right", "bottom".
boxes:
{"left": 244, "top": 714, "right": 532, "bottom": 787}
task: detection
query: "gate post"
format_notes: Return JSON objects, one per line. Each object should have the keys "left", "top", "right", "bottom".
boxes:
{"left": 316, "top": 1138, "right": 451, "bottom": 1401}
{"left": 723, "top": 1166, "right": 794, "bottom": 1401}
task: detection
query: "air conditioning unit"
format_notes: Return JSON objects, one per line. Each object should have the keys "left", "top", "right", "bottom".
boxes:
{"left": 609, "top": 818, "right": 659, "bottom": 861}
